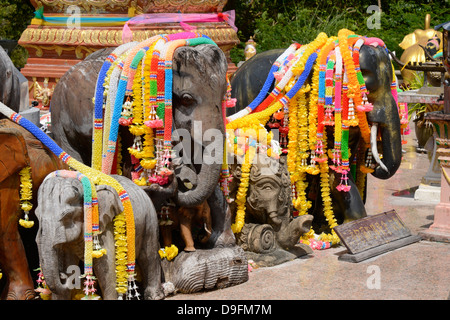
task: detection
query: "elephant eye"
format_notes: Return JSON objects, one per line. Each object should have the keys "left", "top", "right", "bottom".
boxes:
{"left": 361, "top": 69, "right": 378, "bottom": 92}
{"left": 256, "top": 180, "right": 277, "bottom": 191}
{"left": 180, "top": 93, "right": 196, "bottom": 107}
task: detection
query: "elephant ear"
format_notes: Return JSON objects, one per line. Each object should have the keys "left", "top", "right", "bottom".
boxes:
{"left": 96, "top": 184, "right": 124, "bottom": 234}
{"left": 0, "top": 126, "right": 30, "bottom": 184}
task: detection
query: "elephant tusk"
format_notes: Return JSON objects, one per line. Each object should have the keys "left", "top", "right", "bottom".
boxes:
{"left": 371, "top": 123, "right": 389, "bottom": 173}
{"left": 204, "top": 223, "right": 212, "bottom": 235}
{"left": 184, "top": 181, "right": 193, "bottom": 190}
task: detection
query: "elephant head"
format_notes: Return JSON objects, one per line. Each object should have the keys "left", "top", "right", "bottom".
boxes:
{"left": 360, "top": 44, "right": 402, "bottom": 180}
{"left": 245, "top": 155, "right": 291, "bottom": 229}
{"left": 170, "top": 44, "right": 228, "bottom": 207}
{"left": 0, "top": 46, "right": 21, "bottom": 114}
{"left": 35, "top": 175, "right": 123, "bottom": 296}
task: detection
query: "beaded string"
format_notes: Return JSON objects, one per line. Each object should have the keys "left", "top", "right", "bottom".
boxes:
{"left": 145, "top": 38, "right": 165, "bottom": 128}
{"left": 352, "top": 38, "right": 373, "bottom": 113}
{"left": 331, "top": 45, "right": 343, "bottom": 173}
{"left": 313, "top": 37, "right": 336, "bottom": 164}
{"left": 323, "top": 50, "right": 336, "bottom": 126}
{"left": 92, "top": 42, "right": 138, "bottom": 171}
{"left": 102, "top": 53, "right": 129, "bottom": 163}
{"left": 226, "top": 43, "right": 301, "bottom": 122}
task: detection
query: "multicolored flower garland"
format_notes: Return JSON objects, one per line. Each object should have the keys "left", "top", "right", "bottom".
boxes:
{"left": 0, "top": 32, "right": 235, "bottom": 298}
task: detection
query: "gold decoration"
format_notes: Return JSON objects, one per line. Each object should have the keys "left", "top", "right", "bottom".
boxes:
{"left": 20, "top": 26, "right": 239, "bottom": 48}
{"left": 31, "top": 0, "right": 227, "bottom": 14}
{"left": 399, "top": 14, "right": 443, "bottom": 84}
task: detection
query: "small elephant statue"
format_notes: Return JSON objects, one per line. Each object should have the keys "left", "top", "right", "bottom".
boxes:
{"left": 35, "top": 172, "right": 164, "bottom": 300}
{"left": 229, "top": 154, "right": 313, "bottom": 266}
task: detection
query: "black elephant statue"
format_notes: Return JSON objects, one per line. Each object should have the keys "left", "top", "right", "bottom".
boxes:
{"left": 226, "top": 31, "right": 402, "bottom": 241}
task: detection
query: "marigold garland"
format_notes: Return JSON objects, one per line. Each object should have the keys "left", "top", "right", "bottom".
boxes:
{"left": 19, "top": 166, "right": 34, "bottom": 228}
{"left": 231, "top": 142, "right": 256, "bottom": 234}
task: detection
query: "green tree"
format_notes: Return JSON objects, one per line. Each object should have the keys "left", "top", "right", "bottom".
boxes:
{"left": 225, "top": 0, "right": 450, "bottom": 64}
{"left": 0, "top": 0, "right": 35, "bottom": 68}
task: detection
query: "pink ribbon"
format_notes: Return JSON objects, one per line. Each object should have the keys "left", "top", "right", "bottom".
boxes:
{"left": 364, "top": 37, "right": 385, "bottom": 48}
{"left": 122, "top": 10, "right": 237, "bottom": 43}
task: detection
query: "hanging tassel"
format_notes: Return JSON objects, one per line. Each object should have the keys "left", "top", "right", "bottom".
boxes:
{"left": 360, "top": 148, "right": 375, "bottom": 173}
{"left": 81, "top": 274, "right": 100, "bottom": 300}
{"left": 357, "top": 93, "right": 373, "bottom": 112}
{"left": 336, "top": 169, "right": 351, "bottom": 192}
{"left": 126, "top": 275, "right": 140, "bottom": 300}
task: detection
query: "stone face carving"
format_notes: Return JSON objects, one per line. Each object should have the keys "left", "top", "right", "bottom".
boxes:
{"left": 229, "top": 154, "right": 313, "bottom": 266}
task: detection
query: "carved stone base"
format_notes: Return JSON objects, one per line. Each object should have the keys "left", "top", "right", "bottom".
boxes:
{"left": 245, "top": 244, "right": 313, "bottom": 268}
{"left": 236, "top": 223, "right": 313, "bottom": 267}
{"left": 160, "top": 246, "right": 248, "bottom": 295}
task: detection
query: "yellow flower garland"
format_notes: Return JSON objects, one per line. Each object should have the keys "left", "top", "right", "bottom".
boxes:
{"left": 231, "top": 142, "right": 256, "bottom": 234}
{"left": 158, "top": 244, "right": 179, "bottom": 261}
{"left": 292, "top": 87, "right": 312, "bottom": 215}
{"left": 19, "top": 166, "right": 34, "bottom": 228}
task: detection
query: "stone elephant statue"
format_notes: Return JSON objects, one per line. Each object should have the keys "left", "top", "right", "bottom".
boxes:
{"left": 49, "top": 35, "right": 248, "bottom": 294}
{"left": 0, "top": 46, "right": 21, "bottom": 116}
{"left": 0, "top": 119, "right": 66, "bottom": 300}
{"left": 35, "top": 172, "right": 164, "bottom": 300}
{"left": 228, "top": 34, "right": 402, "bottom": 235}
{"left": 50, "top": 40, "right": 234, "bottom": 248}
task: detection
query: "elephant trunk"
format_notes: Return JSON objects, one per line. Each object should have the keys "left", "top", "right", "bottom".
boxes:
{"left": 276, "top": 214, "right": 313, "bottom": 250}
{"left": 38, "top": 240, "right": 66, "bottom": 295}
{"left": 36, "top": 221, "right": 68, "bottom": 295}
{"left": 176, "top": 161, "right": 222, "bottom": 208}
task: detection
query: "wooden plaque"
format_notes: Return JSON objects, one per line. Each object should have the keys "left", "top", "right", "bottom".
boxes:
{"left": 334, "top": 210, "right": 414, "bottom": 255}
